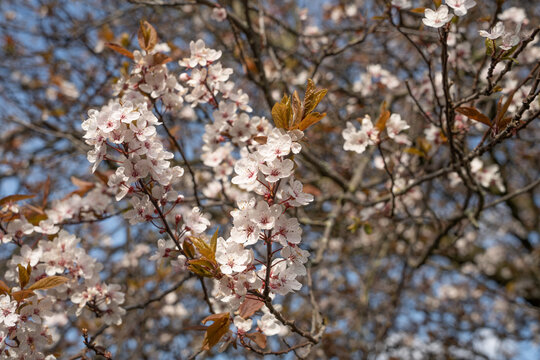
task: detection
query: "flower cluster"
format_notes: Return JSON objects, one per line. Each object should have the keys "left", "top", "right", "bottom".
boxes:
{"left": 479, "top": 22, "right": 521, "bottom": 51}
{"left": 213, "top": 128, "right": 314, "bottom": 320}
{"left": 342, "top": 113, "right": 409, "bottom": 154}
{"left": 176, "top": 39, "right": 316, "bottom": 336}
{"left": 1, "top": 226, "right": 125, "bottom": 359}
{"left": 0, "top": 294, "right": 56, "bottom": 360}
{"left": 423, "top": 0, "right": 476, "bottom": 28}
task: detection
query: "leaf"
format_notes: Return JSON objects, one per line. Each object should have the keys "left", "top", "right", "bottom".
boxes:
{"left": 494, "top": 90, "right": 516, "bottom": 131}
{"left": 27, "top": 276, "right": 68, "bottom": 291}
{"left": 105, "top": 43, "right": 134, "bottom": 59}
{"left": 485, "top": 38, "right": 495, "bottom": 57}
{"left": 364, "top": 223, "right": 373, "bottom": 235}
{"left": 188, "top": 259, "right": 216, "bottom": 271}
{"left": 502, "top": 56, "right": 519, "bottom": 64}
{"left": 18, "top": 264, "right": 30, "bottom": 289}
{"left": 0, "top": 280, "right": 9, "bottom": 295}
{"left": 70, "top": 176, "right": 95, "bottom": 196}
{"left": 12, "top": 289, "right": 35, "bottom": 302}
{"left": 187, "top": 264, "right": 214, "bottom": 278}
{"left": 253, "top": 136, "right": 267, "bottom": 145}
{"left": 189, "top": 236, "right": 214, "bottom": 261}
{"left": 292, "top": 112, "right": 326, "bottom": 131}
{"left": 153, "top": 53, "right": 172, "bottom": 67}
{"left": 26, "top": 213, "right": 48, "bottom": 226}
{"left": 403, "top": 147, "right": 426, "bottom": 157}
{"left": 271, "top": 101, "right": 291, "bottom": 130}
{"left": 455, "top": 107, "right": 491, "bottom": 127}
{"left": 502, "top": 43, "right": 520, "bottom": 58}
{"left": 246, "top": 332, "right": 267, "bottom": 349}
{"left": 410, "top": 7, "right": 426, "bottom": 13}
{"left": 375, "top": 101, "right": 391, "bottom": 133}
{"left": 210, "top": 228, "right": 218, "bottom": 259}
{"left": 303, "top": 79, "right": 328, "bottom": 116}
{"left": 201, "top": 313, "right": 231, "bottom": 350}
{"left": 138, "top": 20, "right": 158, "bottom": 52}
{"left": 238, "top": 297, "right": 264, "bottom": 318}
{"left": 183, "top": 241, "right": 196, "bottom": 258}
{"left": 0, "top": 194, "right": 35, "bottom": 207}
{"left": 291, "top": 90, "right": 303, "bottom": 125}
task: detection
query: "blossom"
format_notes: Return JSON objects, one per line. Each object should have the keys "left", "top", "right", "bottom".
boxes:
{"left": 11, "top": 245, "right": 42, "bottom": 267}
{"left": 234, "top": 316, "right": 252, "bottom": 333}
{"left": 259, "top": 158, "right": 294, "bottom": 183}
{"left": 391, "top": 0, "right": 411, "bottom": 9}
{"left": 2, "top": 218, "right": 34, "bottom": 243}
{"left": 470, "top": 158, "right": 505, "bottom": 192}
{"left": 284, "top": 178, "right": 314, "bottom": 207}
{"left": 343, "top": 116, "right": 379, "bottom": 154}
{"left": 231, "top": 154, "right": 260, "bottom": 186}
{"left": 178, "top": 39, "right": 222, "bottom": 68}
{"left": 422, "top": 5, "right": 453, "bottom": 28}
{"left": 215, "top": 238, "right": 252, "bottom": 275}
{"left": 500, "top": 24, "right": 521, "bottom": 51}
{"left": 258, "top": 128, "right": 294, "bottom": 162}
{"left": 251, "top": 202, "right": 282, "bottom": 230}
{"left": 34, "top": 218, "right": 60, "bottom": 234}
{"left": 273, "top": 216, "right": 302, "bottom": 246}
{"left": 446, "top": 0, "right": 476, "bottom": 17}
{"left": 211, "top": 8, "right": 227, "bottom": 22}
{"left": 478, "top": 22, "right": 505, "bottom": 40}
{"left": 257, "top": 313, "right": 283, "bottom": 336}
{"left": 386, "top": 113, "right": 410, "bottom": 144}
{"left": 0, "top": 295, "right": 19, "bottom": 327}
{"left": 498, "top": 6, "right": 528, "bottom": 25}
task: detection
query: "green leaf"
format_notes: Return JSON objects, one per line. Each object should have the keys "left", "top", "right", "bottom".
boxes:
{"left": 485, "top": 38, "right": 495, "bottom": 56}
{"left": 189, "top": 236, "right": 214, "bottom": 261}
{"left": 364, "top": 223, "right": 373, "bottom": 235}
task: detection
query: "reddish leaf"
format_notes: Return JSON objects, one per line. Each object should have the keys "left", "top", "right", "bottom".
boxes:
{"left": 12, "top": 289, "right": 35, "bottom": 302}
{"left": 152, "top": 53, "right": 172, "bottom": 67}
{"left": 0, "top": 194, "right": 35, "bottom": 207}
{"left": 456, "top": 107, "right": 491, "bottom": 127}
{"left": 105, "top": 43, "right": 134, "bottom": 60}
{"left": 0, "top": 280, "right": 9, "bottom": 295}
{"left": 27, "top": 276, "right": 68, "bottom": 291}
{"left": 253, "top": 136, "right": 267, "bottom": 145}
{"left": 201, "top": 313, "right": 231, "bottom": 350}
{"left": 246, "top": 332, "right": 267, "bottom": 349}
{"left": 238, "top": 297, "right": 264, "bottom": 319}
{"left": 70, "top": 176, "right": 95, "bottom": 196}
{"left": 293, "top": 112, "right": 326, "bottom": 131}
{"left": 375, "top": 101, "right": 390, "bottom": 132}
{"left": 138, "top": 20, "right": 158, "bottom": 52}
{"left": 18, "top": 264, "right": 29, "bottom": 289}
